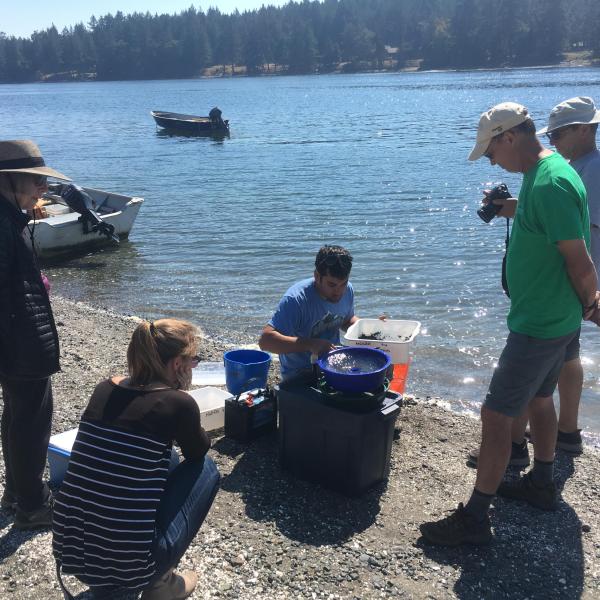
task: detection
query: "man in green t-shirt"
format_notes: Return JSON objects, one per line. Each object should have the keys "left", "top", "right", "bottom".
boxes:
{"left": 420, "top": 102, "right": 598, "bottom": 547}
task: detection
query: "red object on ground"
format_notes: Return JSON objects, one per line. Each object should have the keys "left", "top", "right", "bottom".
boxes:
{"left": 41, "top": 273, "right": 51, "bottom": 294}
{"left": 389, "top": 362, "right": 410, "bottom": 394}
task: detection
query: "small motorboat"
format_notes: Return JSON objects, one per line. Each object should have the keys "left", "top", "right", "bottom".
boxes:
{"left": 151, "top": 107, "right": 230, "bottom": 135}
{"left": 27, "top": 184, "right": 144, "bottom": 259}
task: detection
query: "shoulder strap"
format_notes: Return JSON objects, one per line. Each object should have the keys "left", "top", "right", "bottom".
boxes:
{"left": 501, "top": 218, "right": 510, "bottom": 298}
{"left": 55, "top": 563, "right": 75, "bottom": 600}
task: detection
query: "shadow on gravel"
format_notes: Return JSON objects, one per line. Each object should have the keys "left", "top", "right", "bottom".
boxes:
{"left": 216, "top": 433, "right": 383, "bottom": 546}
{"left": 0, "top": 515, "right": 49, "bottom": 563}
{"left": 418, "top": 453, "right": 584, "bottom": 599}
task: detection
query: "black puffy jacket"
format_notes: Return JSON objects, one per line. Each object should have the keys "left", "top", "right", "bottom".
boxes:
{"left": 0, "top": 196, "right": 60, "bottom": 380}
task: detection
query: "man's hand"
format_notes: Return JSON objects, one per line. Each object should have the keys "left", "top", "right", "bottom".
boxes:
{"left": 482, "top": 191, "right": 517, "bottom": 219}
{"left": 306, "top": 338, "right": 335, "bottom": 357}
{"left": 583, "top": 291, "right": 600, "bottom": 322}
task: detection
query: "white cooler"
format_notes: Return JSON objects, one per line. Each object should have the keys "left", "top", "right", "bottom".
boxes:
{"left": 48, "top": 426, "right": 182, "bottom": 486}
{"left": 342, "top": 318, "right": 421, "bottom": 363}
{"left": 343, "top": 319, "right": 421, "bottom": 393}
{"left": 48, "top": 428, "right": 79, "bottom": 486}
{"left": 188, "top": 386, "right": 232, "bottom": 431}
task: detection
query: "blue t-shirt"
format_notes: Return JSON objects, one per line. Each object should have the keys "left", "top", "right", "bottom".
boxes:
{"left": 268, "top": 278, "right": 355, "bottom": 380}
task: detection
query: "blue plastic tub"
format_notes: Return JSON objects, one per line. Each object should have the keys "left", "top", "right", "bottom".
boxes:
{"left": 224, "top": 349, "right": 271, "bottom": 395}
{"left": 317, "top": 346, "right": 391, "bottom": 393}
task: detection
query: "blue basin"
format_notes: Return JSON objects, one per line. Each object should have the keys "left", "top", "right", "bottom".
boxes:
{"left": 317, "top": 346, "right": 391, "bottom": 393}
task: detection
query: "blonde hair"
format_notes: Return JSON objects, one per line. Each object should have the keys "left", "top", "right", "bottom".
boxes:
{"left": 127, "top": 318, "right": 198, "bottom": 387}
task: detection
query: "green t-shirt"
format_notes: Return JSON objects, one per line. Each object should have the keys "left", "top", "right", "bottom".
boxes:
{"left": 506, "top": 152, "right": 590, "bottom": 338}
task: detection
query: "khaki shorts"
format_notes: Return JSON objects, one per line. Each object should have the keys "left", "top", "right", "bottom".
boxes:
{"left": 484, "top": 328, "right": 580, "bottom": 417}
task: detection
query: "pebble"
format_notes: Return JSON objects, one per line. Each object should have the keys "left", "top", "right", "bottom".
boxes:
{"left": 230, "top": 554, "right": 245, "bottom": 567}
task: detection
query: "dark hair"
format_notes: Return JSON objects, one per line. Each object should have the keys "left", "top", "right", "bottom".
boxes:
{"left": 314, "top": 245, "right": 353, "bottom": 279}
{"left": 127, "top": 319, "right": 198, "bottom": 386}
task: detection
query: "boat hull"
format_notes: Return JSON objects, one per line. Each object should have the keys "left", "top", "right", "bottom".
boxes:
{"left": 27, "top": 187, "right": 144, "bottom": 259}
{"left": 151, "top": 111, "right": 229, "bottom": 134}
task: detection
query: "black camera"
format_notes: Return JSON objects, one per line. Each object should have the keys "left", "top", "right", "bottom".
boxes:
{"left": 477, "top": 183, "right": 512, "bottom": 223}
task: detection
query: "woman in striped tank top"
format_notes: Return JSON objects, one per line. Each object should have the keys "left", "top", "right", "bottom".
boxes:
{"left": 53, "top": 319, "right": 220, "bottom": 600}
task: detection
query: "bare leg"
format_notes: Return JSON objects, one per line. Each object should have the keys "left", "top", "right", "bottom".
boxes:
{"left": 475, "top": 406, "right": 512, "bottom": 494}
{"left": 511, "top": 409, "right": 529, "bottom": 444}
{"left": 557, "top": 357, "right": 582, "bottom": 433}
{"left": 528, "top": 395, "right": 557, "bottom": 462}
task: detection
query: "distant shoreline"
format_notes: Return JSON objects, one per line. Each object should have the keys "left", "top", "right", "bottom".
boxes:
{"left": 11, "top": 54, "right": 594, "bottom": 85}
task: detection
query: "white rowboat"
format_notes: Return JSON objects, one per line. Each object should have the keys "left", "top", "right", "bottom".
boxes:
{"left": 26, "top": 186, "right": 143, "bottom": 259}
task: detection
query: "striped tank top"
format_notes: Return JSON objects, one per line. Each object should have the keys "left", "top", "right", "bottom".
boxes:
{"left": 52, "top": 420, "right": 172, "bottom": 591}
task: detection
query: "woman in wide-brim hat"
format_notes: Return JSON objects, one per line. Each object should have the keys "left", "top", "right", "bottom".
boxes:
{"left": 0, "top": 140, "right": 70, "bottom": 530}
{"left": 0, "top": 139, "right": 70, "bottom": 210}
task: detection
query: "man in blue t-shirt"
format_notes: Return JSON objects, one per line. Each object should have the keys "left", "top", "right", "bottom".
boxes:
{"left": 259, "top": 245, "right": 358, "bottom": 382}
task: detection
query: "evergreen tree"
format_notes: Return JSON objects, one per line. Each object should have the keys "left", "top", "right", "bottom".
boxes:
{"left": 287, "top": 21, "right": 318, "bottom": 74}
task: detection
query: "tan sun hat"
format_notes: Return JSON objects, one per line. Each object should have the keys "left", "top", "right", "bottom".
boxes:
{"left": 468, "top": 102, "right": 532, "bottom": 161}
{"left": 537, "top": 96, "right": 600, "bottom": 135}
{"left": 0, "top": 140, "right": 70, "bottom": 180}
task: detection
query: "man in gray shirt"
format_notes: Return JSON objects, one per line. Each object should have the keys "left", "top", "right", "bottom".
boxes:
{"left": 535, "top": 97, "right": 600, "bottom": 453}
{"left": 540, "top": 96, "right": 600, "bottom": 269}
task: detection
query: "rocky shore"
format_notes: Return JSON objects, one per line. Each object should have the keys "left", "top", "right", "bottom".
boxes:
{"left": 1, "top": 297, "right": 599, "bottom": 599}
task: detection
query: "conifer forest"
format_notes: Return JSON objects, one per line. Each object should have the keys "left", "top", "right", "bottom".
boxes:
{"left": 1, "top": 0, "right": 599, "bottom": 83}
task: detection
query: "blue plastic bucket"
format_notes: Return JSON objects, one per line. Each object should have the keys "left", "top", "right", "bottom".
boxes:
{"left": 223, "top": 349, "right": 271, "bottom": 395}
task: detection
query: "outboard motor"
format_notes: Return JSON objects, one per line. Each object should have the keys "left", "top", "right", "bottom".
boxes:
{"left": 209, "top": 106, "right": 228, "bottom": 131}
{"left": 209, "top": 106, "right": 223, "bottom": 124}
{"left": 59, "top": 184, "right": 119, "bottom": 243}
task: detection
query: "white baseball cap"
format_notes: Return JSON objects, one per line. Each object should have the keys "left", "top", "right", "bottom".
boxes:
{"left": 537, "top": 96, "right": 600, "bottom": 135}
{"left": 468, "top": 102, "right": 532, "bottom": 161}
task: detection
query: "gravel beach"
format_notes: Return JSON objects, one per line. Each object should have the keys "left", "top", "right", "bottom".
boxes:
{"left": 1, "top": 296, "right": 599, "bottom": 600}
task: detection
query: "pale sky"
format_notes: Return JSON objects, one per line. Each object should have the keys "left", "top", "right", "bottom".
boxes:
{"left": 2, "top": 1, "right": 288, "bottom": 38}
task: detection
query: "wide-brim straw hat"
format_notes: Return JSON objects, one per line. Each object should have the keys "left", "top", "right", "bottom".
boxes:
{"left": 538, "top": 96, "right": 600, "bottom": 135}
{"left": 0, "top": 140, "right": 71, "bottom": 181}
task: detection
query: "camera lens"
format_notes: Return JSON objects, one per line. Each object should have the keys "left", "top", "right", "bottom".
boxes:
{"left": 477, "top": 202, "right": 501, "bottom": 223}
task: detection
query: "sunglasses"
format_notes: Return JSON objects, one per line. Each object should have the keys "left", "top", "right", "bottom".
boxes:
{"left": 547, "top": 125, "right": 577, "bottom": 143}
{"left": 32, "top": 174, "right": 48, "bottom": 187}
{"left": 483, "top": 133, "right": 505, "bottom": 160}
{"left": 189, "top": 355, "right": 200, "bottom": 367}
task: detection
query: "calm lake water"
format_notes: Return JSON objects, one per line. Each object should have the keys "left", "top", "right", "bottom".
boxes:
{"left": 2, "top": 68, "right": 600, "bottom": 439}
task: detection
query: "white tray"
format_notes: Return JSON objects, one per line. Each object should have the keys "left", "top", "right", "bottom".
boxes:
{"left": 343, "top": 318, "right": 421, "bottom": 364}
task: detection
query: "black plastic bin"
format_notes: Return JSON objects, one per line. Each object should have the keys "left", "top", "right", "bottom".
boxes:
{"left": 224, "top": 387, "right": 277, "bottom": 443}
{"left": 277, "top": 382, "right": 401, "bottom": 496}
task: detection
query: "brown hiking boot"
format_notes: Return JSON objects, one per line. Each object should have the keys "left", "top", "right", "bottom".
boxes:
{"left": 14, "top": 497, "right": 53, "bottom": 530}
{"left": 496, "top": 472, "right": 558, "bottom": 511}
{"left": 419, "top": 503, "right": 492, "bottom": 546}
{"left": 556, "top": 429, "right": 583, "bottom": 454}
{"left": 467, "top": 440, "right": 530, "bottom": 469}
{"left": 141, "top": 569, "right": 198, "bottom": 600}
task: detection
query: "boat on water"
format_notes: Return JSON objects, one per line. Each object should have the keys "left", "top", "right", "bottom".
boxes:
{"left": 151, "top": 107, "right": 230, "bottom": 135}
{"left": 27, "top": 185, "right": 143, "bottom": 259}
